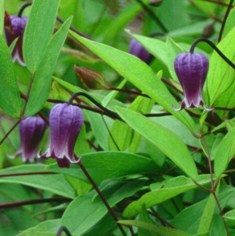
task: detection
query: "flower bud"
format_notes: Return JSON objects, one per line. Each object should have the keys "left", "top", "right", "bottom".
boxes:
{"left": 174, "top": 52, "right": 209, "bottom": 110}
{"left": 149, "top": 0, "right": 163, "bottom": 7}
{"left": 4, "top": 13, "right": 27, "bottom": 65}
{"left": 18, "top": 117, "right": 46, "bottom": 162}
{"left": 42, "top": 103, "right": 84, "bottom": 168}
{"left": 129, "top": 38, "right": 152, "bottom": 63}
{"left": 74, "top": 66, "right": 106, "bottom": 89}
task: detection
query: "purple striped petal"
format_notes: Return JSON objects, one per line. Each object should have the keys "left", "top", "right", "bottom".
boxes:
{"left": 174, "top": 52, "right": 209, "bottom": 109}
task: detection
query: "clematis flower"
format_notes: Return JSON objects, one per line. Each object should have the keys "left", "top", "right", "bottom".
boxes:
{"left": 4, "top": 12, "right": 27, "bottom": 65}
{"left": 174, "top": 52, "right": 209, "bottom": 110}
{"left": 41, "top": 103, "right": 84, "bottom": 168}
{"left": 129, "top": 38, "right": 152, "bottom": 63}
{"left": 14, "top": 117, "right": 46, "bottom": 162}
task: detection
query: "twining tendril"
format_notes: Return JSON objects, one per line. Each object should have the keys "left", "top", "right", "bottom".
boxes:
{"left": 190, "top": 38, "right": 235, "bottom": 70}
{"left": 18, "top": 2, "right": 32, "bottom": 17}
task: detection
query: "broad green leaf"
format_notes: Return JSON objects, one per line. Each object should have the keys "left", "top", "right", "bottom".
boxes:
{"left": 0, "top": 164, "right": 75, "bottom": 198}
{"left": 70, "top": 30, "right": 195, "bottom": 132}
{"left": 197, "top": 194, "right": 216, "bottom": 235}
{"left": 129, "top": 33, "right": 182, "bottom": 81}
{"left": 222, "top": 8, "right": 235, "bottom": 38}
{"left": 17, "top": 219, "right": 61, "bottom": 236}
{"left": 205, "top": 27, "right": 235, "bottom": 106}
{"left": 0, "top": 37, "right": 22, "bottom": 117}
{"left": 224, "top": 209, "right": 235, "bottom": 226}
{"left": 23, "top": 0, "right": 60, "bottom": 72}
{"left": 214, "top": 127, "right": 235, "bottom": 178}
{"left": 61, "top": 179, "right": 145, "bottom": 235}
{"left": 25, "top": 17, "right": 72, "bottom": 115}
{"left": 116, "top": 107, "right": 197, "bottom": 178}
{"left": 123, "top": 175, "right": 210, "bottom": 217}
{"left": 119, "top": 220, "right": 191, "bottom": 236}
{"left": 48, "top": 151, "right": 157, "bottom": 183}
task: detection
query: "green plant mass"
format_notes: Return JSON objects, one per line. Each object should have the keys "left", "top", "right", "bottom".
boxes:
{"left": 1, "top": 0, "right": 235, "bottom": 235}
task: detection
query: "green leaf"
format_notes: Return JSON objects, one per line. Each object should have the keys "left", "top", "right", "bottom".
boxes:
{"left": 123, "top": 175, "right": 210, "bottom": 217}
{"left": 17, "top": 219, "right": 61, "bottom": 236}
{"left": 70, "top": 30, "right": 195, "bottom": 132}
{"left": 119, "top": 220, "right": 191, "bottom": 236}
{"left": 23, "top": 0, "right": 60, "bottom": 72}
{"left": 222, "top": 8, "right": 235, "bottom": 38}
{"left": 224, "top": 209, "right": 235, "bottom": 226}
{"left": 116, "top": 107, "right": 198, "bottom": 178}
{"left": 61, "top": 179, "right": 145, "bottom": 235}
{"left": 214, "top": 127, "right": 235, "bottom": 178}
{"left": 197, "top": 194, "right": 216, "bottom": 235}
{"left": 25, "top": 17, "right": 72, "bottom": 115}
{"left": 0, "top": 37, "right": 22, "bottom": 117}
{"left": 205, "top": 27, "right": 235, "bottom": 106}
{"left": 48, "top": 151, "right": 157, "bottom": 183}
{"left": 0, "top": 164, "right": 75, "bottom": 198}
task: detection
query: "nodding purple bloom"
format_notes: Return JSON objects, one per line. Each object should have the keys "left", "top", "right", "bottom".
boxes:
{"left": 15, "top": 117, "right": 46, "bottom": 162}
{"left": 174, "top": 52, "right": 209, "bottom": 110}
{"left": 129, "top": 38, "right": 152, "bottom": 63}
{"left": 4, "top": 13, "right": 27, "bottom": 65}
{"left": 42, "top": 103, "right": 84, "bottom": 168}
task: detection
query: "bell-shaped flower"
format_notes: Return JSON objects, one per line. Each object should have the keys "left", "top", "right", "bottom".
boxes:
{"left": 4, "top": 12, "right": 27, "bottom": 65}
{"left": 14, "top": 117, "right": 46, "bottom": 162}
{"left": 42, "top": 103, "right": 84, "bottom": 168}
{"left": 174, "top": 52, "right": 209, "bottom": 110}
{"left": 129, "top": 38, "right": 152, "bottom": 63}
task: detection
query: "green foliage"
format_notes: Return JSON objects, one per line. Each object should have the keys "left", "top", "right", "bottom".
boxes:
{"left": 0, "top": 38, "right": 22, "bottom": 117}
{"left": 0, "top": 1, "right": 235, "bottom": 235}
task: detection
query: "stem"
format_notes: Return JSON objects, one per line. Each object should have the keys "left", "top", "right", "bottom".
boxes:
{"left": 0, "top": 197, "right": 69, "bottom": 209}
{"left": 135, "top": 0, "right": 168, "bottom": 33}
{"left": 190, "top": 38, "right": 235, "bottom": 70}
{"left": 20, "top": 73, "right": 35, "bottom": 119}
{"left": 218, "top": 0, "right": 234, "bottom": 42}
{"left": 101, "top": 116, "right": 120, "bottom": 151}
{"left": 18, "top": 2, "right": 32, "bottom": 17}
{"left": 77, "top": 161, "right": 128, "bottom": 236}
{"left": 68, "top": 92, "right": 120, "bottom": 119}
{"left": 204, "top": 0, "right": 233, "bottom": 7}
{"left": 56, "top": 16, "right": 91, "bottom": 39}
{"left": 201, "top": 137, "right": 230, "bottom": 235}
{"left": 57, "top": 226, "right": 72, "bottom": 236}
{"left": 149, "top": 208, "right": 174, "bottom": 228}
{"left": 106, "top": 86, "right": 149, "bottom": 98}
{"left": 0, "top": 172, "right": 56, "bottom": 178}
{"left": 0, "top": 120, "right": 21, "bottom": 146}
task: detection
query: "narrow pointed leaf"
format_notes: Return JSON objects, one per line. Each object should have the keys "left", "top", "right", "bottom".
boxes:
{"left": 25, "top": 17, "right": 72, "bottom": 115}
{"left": 0, "top": 37, "right": 22, "bottom": 117}
{"left": 214, "top": 127, "right": 235, "bottom": 178}
{"left": 23, "top": 0, "right": 60, "bottom": 72}
{"left": 70, "top": 30, "right": 195, "bottom": 132}
{"left": 116, "top": 107, "right": 198, "bottom": 178}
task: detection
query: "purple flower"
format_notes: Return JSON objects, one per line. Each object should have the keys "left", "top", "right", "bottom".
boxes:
{"left": 42, "top": 103, "right": 84, "bottom": 168}
{"left": 129, "top": 38, "right": 152, "bottom": 63}
{"left": 174, "top": 52, "right": 209, "bottom": 110}
{"left": 4, "top": 13, "right": 27, "bottom": 65}
{"left": 15, "top": 117, "right": 46, "bottom": 162}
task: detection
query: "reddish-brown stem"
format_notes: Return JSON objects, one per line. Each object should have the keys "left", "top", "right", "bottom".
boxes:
{"left": 0, "top": 197, "right": 69, "bottom": 209}
{"left": 0, "top": 120, "right": 21, "bottom": 146}
{"left": 0, "top": 172, "right": 56, "bottom": 178}
{"left": 77, "top": 161, "right": 130, "bottom": 236}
